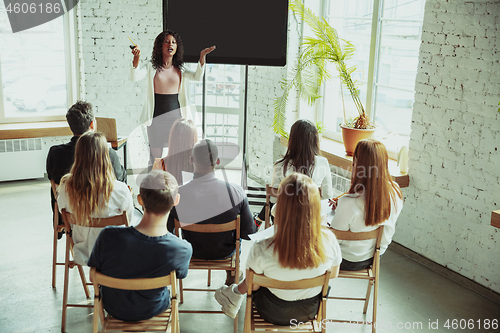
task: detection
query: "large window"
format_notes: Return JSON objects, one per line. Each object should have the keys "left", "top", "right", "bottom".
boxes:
{"left": 321, "top": 0, "right": 425, "bottom": 152}
{"left": 187, "top": 63, "right": 245, "bottom": 169}
{"left": 0, "top": 3, "right": 76, "bottom": 123}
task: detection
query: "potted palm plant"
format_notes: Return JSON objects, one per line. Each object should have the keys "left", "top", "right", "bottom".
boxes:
{"left": 273, "top": 0, "right": 374, "bottom": 155}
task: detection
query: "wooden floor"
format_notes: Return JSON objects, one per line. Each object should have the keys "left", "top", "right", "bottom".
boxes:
{"left": 0, "top": 176, "right": 499, "bottom": 333}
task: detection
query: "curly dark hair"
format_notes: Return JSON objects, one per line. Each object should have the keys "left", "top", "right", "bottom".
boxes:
{"left": 151, "top": 30, "right": 184, "bottom": 70}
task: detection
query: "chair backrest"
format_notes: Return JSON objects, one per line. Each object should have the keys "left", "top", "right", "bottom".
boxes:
{"left": 90, "top": 267, "right": 177, "bottom": 291}
{"left": 174, "top": 216, "right": 240, "bottom": 240}
{"left": 329, "top": 226, "right": 384, "bottom": 248}
{"left": 90, "top": 267, "right": 178, "bottom": 333}
{"left": 247, "top": 269, "right": 331, "bottom": 295}
{"left": 265, "top": 184, "right": 279, "bottom": 229}
{"left": 329, "top": 226, "right": 384, "bottom": 270}
{"left": 61, "top": 209, "right": 129, "bottom": 230}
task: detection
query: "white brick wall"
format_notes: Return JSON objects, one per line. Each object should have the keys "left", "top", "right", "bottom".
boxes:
{"left": 399, "top": 0, "right": 500, "bottom": 293}
{"left": 246, "top": 65, "right": 286, "bottom": 184}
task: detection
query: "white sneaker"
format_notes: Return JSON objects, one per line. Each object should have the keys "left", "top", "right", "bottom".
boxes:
{"left": 215, "top": 284, "right": 244, "bottom": 319}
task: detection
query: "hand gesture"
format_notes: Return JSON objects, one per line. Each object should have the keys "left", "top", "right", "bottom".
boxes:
{"left": 132, "top": 45, "right": 141, "bottom": 68}
{"left": 199, "top": 45, "right": 216, "bottom": 66}
{"left": 328, "top": 198, "right": 338, "bottom": 211}
{"left": 131, "top": 45, "right": 141, "bottom": 57}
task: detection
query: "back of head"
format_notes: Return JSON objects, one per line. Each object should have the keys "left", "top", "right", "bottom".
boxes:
{"left": 140, "top": 170, "right": 179, "bottom": 215}
{"left": 279, "top": 119, "right": 320, "bottom": 177}
{"left": 166, "top": 118, "right": 198, "bottom": 183}
{"left": 350, "top": 139, "right": 402, "bottom": 226}
{"left": 61, "top": 131, "right": 115, "bottom": 225}
{"left": 66, "top": 101, "right": 94, "bottom": 136}
{"left": 273, "top": 173, "right": 326, "bottom": 269}
{"left": 192, "top": 139, "right": 219, "bottom": 169}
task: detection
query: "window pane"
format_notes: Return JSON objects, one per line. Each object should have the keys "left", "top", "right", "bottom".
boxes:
{"left": 187, "top": 63, "right": 244, "bottom": 168}
{"left": 323, "top": 0, "right": 373, "bottom": 134}
{"left": 0, "top": 9, "right": 67, "bottom": 119}
{"left": 374, "top": 0, "right": 425, "bottom": 148}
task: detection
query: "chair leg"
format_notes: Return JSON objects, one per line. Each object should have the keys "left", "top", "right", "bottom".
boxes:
{"left": 61, "top": 240, "right": 71, "bottom": 332}
{"left": 77, "top": 264, "right": 90, "bottom": 298}
{"left": 179, "top": 279, "right": 184, "bottom": 304}
{"left": 363, "top": 279, "right": 374, "bottom": 314}
{"left": 52, "top": 218, "right": 58, "bottom": 288}
{"left": 207, "top": 268, "right": 211, "bottom": 287}
{"left": 372, "top": 278, "right": 378, "bottom": 333}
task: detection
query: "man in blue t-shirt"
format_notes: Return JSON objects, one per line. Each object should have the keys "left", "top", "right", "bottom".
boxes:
{"left": 88, "top": 170, "right": 192, "bottom": 321}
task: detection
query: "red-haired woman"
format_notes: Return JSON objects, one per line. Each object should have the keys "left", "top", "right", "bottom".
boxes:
{"left": 215, "top": 173, "right": 341, "bottom": 325}
{"left": 330, "top": 139, "right": 403, "bottom": 271}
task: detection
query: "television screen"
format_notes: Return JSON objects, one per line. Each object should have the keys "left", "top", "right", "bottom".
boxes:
{"left": 164, "top": 0, "right": 288, "bottom": 66}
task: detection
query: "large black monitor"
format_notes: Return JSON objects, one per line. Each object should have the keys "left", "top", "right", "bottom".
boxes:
{"left": 163, "top": 0, "right": 288, "bottom": 66}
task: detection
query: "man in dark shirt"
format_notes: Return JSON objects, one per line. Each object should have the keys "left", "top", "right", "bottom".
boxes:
{"left": 46, "top": 101, "right": 127, "bottom": 235}
{"left": 167, "top": 139, "right": 256, "bottom": 285}
{"left": 88, "top": 170, "right": 192, "bottom": 321}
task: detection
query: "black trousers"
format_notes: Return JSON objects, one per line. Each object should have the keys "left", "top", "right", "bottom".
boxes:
{"left": 339, "top": 257, "right": 374, "bottom": 271}
{"left": 252, "top": 287, "right": 323, "bottom": 326}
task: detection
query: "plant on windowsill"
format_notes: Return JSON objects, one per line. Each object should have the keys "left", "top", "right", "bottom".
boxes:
{"left": 316, "top": 121, "right": 325, "bottom": 141}
{"left": 273, "top": 0, "right": 375, "bottom": 156}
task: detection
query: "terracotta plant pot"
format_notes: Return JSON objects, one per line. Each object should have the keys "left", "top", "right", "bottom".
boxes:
{"left": 341, "top": 126, "right": 376, "bottom": 156}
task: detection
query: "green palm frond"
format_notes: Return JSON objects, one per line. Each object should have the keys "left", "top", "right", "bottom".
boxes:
{"left": 273, "top": 0, "right": 368, "bottom": 135}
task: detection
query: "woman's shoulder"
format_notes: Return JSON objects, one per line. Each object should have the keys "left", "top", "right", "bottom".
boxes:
{"left": 314, "top": 155, "right": 329, "bottom": 164}
{"left": 111, "top": 180, "right": 130, "bottom": 195}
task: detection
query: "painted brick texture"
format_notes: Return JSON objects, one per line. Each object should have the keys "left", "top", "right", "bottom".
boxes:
{"left": 400, "top": 0, "right": 500, "bottom": 292}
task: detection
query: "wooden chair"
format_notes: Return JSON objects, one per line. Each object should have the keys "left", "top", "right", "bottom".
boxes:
{"left": 90, "top": 267, "right": 179, "bottom": 333}
{"left": 174, "top": 216, "right": 240, "bottom": 333}
{"left": 327, "top": 226, "right": 384, "bottom": 333}
{"left": 51, "top": 180, "right": 65, "bottom": 288}
{"left": 244, "top": 269, "right": 331, "bottom": 333}
{"left": 264, "top": 184, "right": 279, "bottom": 229}
{"left": 60, "top": 209, "right": 129, "bottom": 332}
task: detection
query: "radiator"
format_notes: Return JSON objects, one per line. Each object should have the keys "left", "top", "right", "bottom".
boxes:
{"left": 0, "top": 138, "right": 46, "bottom": 181}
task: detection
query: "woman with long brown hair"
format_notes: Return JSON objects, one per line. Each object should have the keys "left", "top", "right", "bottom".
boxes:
{"left": 256, "top": 119, "right": 333, "bottom": 223}
{"left": 57, "top": 132, "right": 134, "bottom": 265}
{"left": 215, "top": 173, "right": 341, "bottom": 324}
{"left": 330, "top": 139, "right": 403, "bottom": 271}
{"left": 152, "top": 118, "right": 198, "bottom": 184}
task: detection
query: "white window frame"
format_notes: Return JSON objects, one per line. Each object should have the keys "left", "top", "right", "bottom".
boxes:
{"left": 319, "top": 0, "right": 424, "bottom": 150}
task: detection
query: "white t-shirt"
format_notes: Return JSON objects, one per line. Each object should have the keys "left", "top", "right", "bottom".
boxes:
{"left": 329, "top": 187, "right": 403, "bottom": 262}
{"left": 245, "top": 230, "right": 342, "bottom": 301}
{"left": 57, "top": 180, "right": 134, "bottom": 266}
{"left": 271, "top": 155, "right": 333, "bottom": 202}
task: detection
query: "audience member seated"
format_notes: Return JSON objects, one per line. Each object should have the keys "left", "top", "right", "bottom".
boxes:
{"left": 153, "top": 118, "right": 198, "bottom": 184}
{"left": 329, "top": 139, "right": 403, "bottom": 271}
{"left": 57, "top": 132, "right": 134, "bottom": 266}
{"left": 167, "top": 139, "right": 256, "bottom": 285}
{"left": 46, "top": 101, "right": 127, "bottom": 238}
{"left": 88, "top": 170, "right": 192, "bottom": 321}
{"left": 215, "top": 173, "right": 341, "bottom": 324}
{"left": 256, "top": 119, "right": 333, "bottom": 225}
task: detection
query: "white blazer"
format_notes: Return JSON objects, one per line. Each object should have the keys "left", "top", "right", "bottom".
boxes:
{"left": 130, "top": 62, "right": 205, "bottom": 125}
